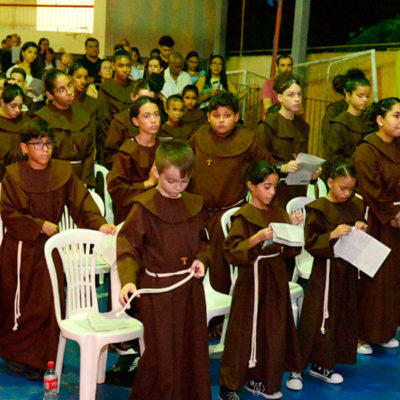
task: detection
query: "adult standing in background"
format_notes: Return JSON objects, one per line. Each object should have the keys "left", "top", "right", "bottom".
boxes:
{"left": 158, "top": 35, "right": 175, "bottom": 71}
{"left": 78, "top": 38, "right": 102, "bottom": 84}
{"left": 261, "top": 53, "right": 293, "bottom": 119}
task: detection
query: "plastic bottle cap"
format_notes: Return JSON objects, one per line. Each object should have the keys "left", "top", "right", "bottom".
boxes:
{"left": 48, "top": 361, "right": 55, "bottom": 367}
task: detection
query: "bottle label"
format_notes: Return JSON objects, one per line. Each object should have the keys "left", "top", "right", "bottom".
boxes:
{"left": 44, "top": 379, "right": 58, "bottom": 390}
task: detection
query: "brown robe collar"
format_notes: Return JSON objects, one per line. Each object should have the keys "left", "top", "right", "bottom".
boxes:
{"left": 99, "top": 78, "right": 134, "bottom": 104}
{"left": 263, "top": 112, "right": 309, "bottom": 141}
{"left": 234, "top": 202, "right": 283, "bottom": 228}
{"left": 331, "top": 111, "right": 370, "bottom": 133}
{"left": 182, "top": 109, "right": 205, "bottom": 123}
{"left": 0, "top": 113, "right": 30, "bottom": 133}
{"left": 195, "top": 125, "right": 255, "bottom": 157}
{"left": 114, "top": 109, "right": 137, "bottom": 131}
{"left": 6, "top": 159, "right": 72, "bottom": 193}
{"left": 119, "top": 137, "right": 160, "bottom": 159}
{"left": 133, "top": 187, "right": 203, "bottom": 223}
{"left": 363, "top": 133, "right": 400, "bottom": 163}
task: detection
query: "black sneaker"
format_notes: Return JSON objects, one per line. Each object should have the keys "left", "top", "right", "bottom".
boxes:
{"left": 246, "top": 380, "right": 283, "bottom": 399}
{"left": 218, "top": 387, "right": 240, "bottom": 400}
{"left": 309, "top": 365, "right": 343, "bottom": 384}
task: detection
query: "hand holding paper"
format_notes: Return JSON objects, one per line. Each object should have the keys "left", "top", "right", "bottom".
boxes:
{"left": 286, "top": 153, "right": 325, "bottom": 185}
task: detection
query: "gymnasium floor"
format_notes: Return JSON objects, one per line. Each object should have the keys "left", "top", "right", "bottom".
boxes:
{"left": 1, "top": 281, "right": 399, "bottom": 399}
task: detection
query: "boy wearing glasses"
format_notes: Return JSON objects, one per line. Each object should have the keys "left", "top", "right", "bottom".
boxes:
{"left": 0, "top": 120, "right": 115, "bottom": 380}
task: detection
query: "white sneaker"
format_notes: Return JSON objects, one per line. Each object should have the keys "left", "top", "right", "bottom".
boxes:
{"left": 286, "top": 372, "right": 303, "bottom": 390}
{"left": 379, "top": 338, "right": 399, "bottom": 348}
{"left": 357, "top": 343, "right": 373, "bottom": 355}
{"left": 309, "top": 365, "right": 343, "bottom": 384}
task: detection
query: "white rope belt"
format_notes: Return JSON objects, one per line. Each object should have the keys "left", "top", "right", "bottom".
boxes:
{"left": 248, "top": 253, "right": 280, "bottom": 368}
{"left": 70, "top": 160, "right": 82, "bottom": 165}
{"left": 117, "top": 268, "right": 194, "bottom": 317}
{"left": 320, "top": 259, "right": 331, "bottom": 335}
{"left": 207, "top": 199, "right": 244, "bottom": 212}
{"left": 13, "top": 241, "right": 23, "bottom": 331}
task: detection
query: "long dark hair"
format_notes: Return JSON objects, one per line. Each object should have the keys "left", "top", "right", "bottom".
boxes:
{"left": 20, "top": 41, "right": 41, "bottom": 79}
{"left": 204, "top": 55, "right": 228, "bottom": 91}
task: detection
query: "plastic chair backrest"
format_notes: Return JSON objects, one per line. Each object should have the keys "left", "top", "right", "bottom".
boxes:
{"left": 221, "top": 207, "right": 240, "bottom": 237}
{"left": 286, "top": 196, "right": 314, "bottom": 226}
{"left": 45, "top": 229, "right": 107, "bottom": 321}
{"left": 94, "top": 163, "right": 114, "bottom": 224}
{"left": 306, "top": 178, "right": 327, "bottom": 199}
{"left": 59, "top": 191, "right": 105, "bottom": 232}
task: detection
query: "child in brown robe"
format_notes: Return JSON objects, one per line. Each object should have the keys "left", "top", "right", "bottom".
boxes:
{"left": 219, "top": 160, "right": 302, "bottom": 400}
{"left": 298, "top": 160, "right": 366, "bottom": 386}
{"left": 324, "top": 74, "right": 371, "bottom": 161}
{"left": 161, "top": 94, "right": 195, "bottom": 141}
{"left": 118, "top": 139, "right": 211, "bottom": 400}
{"left": 107, "top": 96, "right": 161, "bottom": 224}
{"left": 0, "top": 120, "right": 115, "bottom": 380}
{"left": 34, "top": 69, "right": 97, "bottom": 187}
{"left": 353, "top": 98, "right": 400, "bottom": 353}
{"left": 189, "top": 92, "right": 271, "bottom": 294}
{"left": 104, "top": 79, "right": 155, "bottom": 169}
{"left": 181, "top": 84, "right": 207, "bottom": 132}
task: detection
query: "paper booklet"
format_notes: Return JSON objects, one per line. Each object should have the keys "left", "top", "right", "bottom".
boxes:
{"left": 333, "top": 227, "right": 391, "bottom": 278}
{"left": 87, "top": 311, "right": 131, "bottom": 332}
{"left": 286, "top": 153, "right": 325, "bottom": 185}
{"left": 267, "top": 223, "right": 304, "bottom": 247}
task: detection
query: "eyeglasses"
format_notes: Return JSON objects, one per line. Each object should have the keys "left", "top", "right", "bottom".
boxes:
{"left": 27, "top": 141, "right": 55, "bottom": 150}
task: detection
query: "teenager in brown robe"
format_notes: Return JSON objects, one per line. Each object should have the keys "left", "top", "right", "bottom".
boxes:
{"left": 219, "top": 161, "right": 302, "bottom": 400}
{"left": 181, "top": 84, "right": 207, "bottom": 132}
{"left": 104, "top": 79, "right": 155, "bottom": 169}
{"left": 34, "top": 69, "right": 96, "bottom": 187}
{"left": 298, "top": 161, "right": 366, "bottom": 385}
{"left": 118, "top": 140, "right": 211, "bottom": 400}
{"left": 256, "top": 75, "right": 318, "bottom": 208}
{"left": 0, "top": 84, "right": 29, "bottom": 180}
{"left": 353, "top": 98, "right": 400, "bottom": 352}
{"left": 0, "top": 121, "right": 115, "bottom": 379}
{"left": 107, "top": 97, "right": 161, "bottom": 224}
{"left": 324, "top": 75, "right": 371, "bottom": 161}
{"left": 188, "top": 93, "right": 271, "bottom": 294}
{"left": 97, "top": 49, "right": 135, "bottom": 153}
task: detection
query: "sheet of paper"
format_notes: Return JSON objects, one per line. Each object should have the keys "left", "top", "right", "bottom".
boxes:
{"left": 87, "top": 311, "right": 131, "bottom": 332}
{"left": 93, "top": 223, "right": 123, "bottom": 266}
{"left": 28, "top": 77, "right": 45, "bottom": 97}
{"left": 11, "top": 46, "right": 20, "bottom": 63}
{"left": 269, "top": 223, "right": 304, "bottom": 247}
{"left": 286, "top": 153, "right": 325, "bottom": 185}
{"left": 333, "top": 228, "right": 391, "bottom": 278}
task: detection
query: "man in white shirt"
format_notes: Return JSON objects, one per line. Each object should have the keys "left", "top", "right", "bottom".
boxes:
{"left": 161, "top": 52, "right": 192, "bottom": 99}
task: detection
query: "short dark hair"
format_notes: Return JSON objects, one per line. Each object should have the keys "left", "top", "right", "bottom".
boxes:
{"left": 183, "top": 84, "right": 199, "bottom": 97}
{"left": 129, "top": 96, "right": 158, "bottom": 119}
{"left": 166, "top": 94, "right": 184, "bottom": 108}
{"left": 10, "top": 67, "right": 27, "bottom": 80}
{"left": 364, "top": 97, "right": 400, "bottom": 130}
{"left": 43, "top": 69, "right": 68, "bottom": 93}
{"left": 1, "top": 83, "right": 24, "bottom": 103}
{"left": 68, "top": 63, "right": 87, "bottom": 77}
{"left": 155, "top": 139, "right": 194, "bottom": 177}
{"left": 244, "top": 160, "right": 278, "bottom": 186}
{"left": 277, "top": 53, "right": 293, "bottom": 67}
{"left": 323, "top": 158, "right": 356, "bottom": 181}
{"left": 158, "top": 35, "right": 175, "bottom": 47}
{"left": 113, "top": 48, "right": 132, "bottom": 62}
{"left": 85, "top": 37, "right": 99, "bottom": 47}
{"left": 147, "top": 73, "right": 164, "bottom": 94}
{"left": 208, "top": 92, "right": 239, "bottom": 113}
{"left": 131, "top": 79, "right": 152, "bottom": 98}
{"left": 273, "top": 74, "right": 301, "bottom": 94}
{"left": 20, "top": 120, "right": 54, "bottom": 143}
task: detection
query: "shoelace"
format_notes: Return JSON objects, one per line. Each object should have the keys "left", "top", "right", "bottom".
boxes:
{"left": 290, "top": 372, "right": 302, "bottom": 380}
{"left": 226, "top": 392, "right": 239, "bottom": 400}
{"left": 252, "top": 381, "right": 264, "bottom": 396}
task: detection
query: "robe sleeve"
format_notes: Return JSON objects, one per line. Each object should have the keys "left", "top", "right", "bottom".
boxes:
{"left": 250, "top": 129, "right": 272, "bottom": 164}
{"left": 106, "top": 152, "right": 147, "bottom": 209}
{"left": 353, "top": 144, "right": 400, "bottom": 224}
{"left": 104, "top": 118, "right": 126, "bottom": 169}
{"left": 304, "top": 208, "right": 335, "bottom": 259}
{"left": 0, "top": 172, "right": 45, "bottom": 243}
{"left": 196, "top": 210, "right": 211, "bottom": 269}
{"left": 80, "top": 117, "right": 97, "bottom": 187}
{"left": 324, "top": 122, "right": 346, "bottom": 160}
{"left": 117, "top": 203, "right": 145, "bottom": 286}
{"left": 66, "top": 173, "right": 106, "bottom": 229}
{"left": 255, "top": 123, "right": 274, "bottom": 164}
{"left": 97, "top": 88, "right": 113, "bottom": 146}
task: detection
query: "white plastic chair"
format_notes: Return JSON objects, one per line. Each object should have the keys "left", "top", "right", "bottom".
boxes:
{"left": 44, "top": 229, "right": 144, "bottom": 400}
{"left": 286, "top": 196, "right": 315, "bottom": 282}
{"left": 94, "top": 163, "right": 114, "bottom": 224}
{"left": 307, "top": 177, "right": 327, "bottom": 199}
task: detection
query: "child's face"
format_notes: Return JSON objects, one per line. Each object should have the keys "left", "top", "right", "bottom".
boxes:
{"left": 159, "top": 45, "right": 173, "bottom": 61}
{"left": 207, "top": 106, "right": 239, "bottom": 137}
{"left": 148, "top": 59, "right": 163, "bottom": 75}
{"left": 328, "top": 176, "right": 356, "bottom": 203}
{"left": 131, "top": 52, "right": 139, "bottom": 64}
{"left": 378, "top": 103, "right": 400, "bottom": 139}
{"left": 346, "top": 85, "right": 370, "bottom": 112}
{"left": 155, "top": 165, "right": 190, "bottom": 199}
{"left": 166, "top": 100, "right": 184, "bottom": 123}
{"left": 132, "top": 102, "right": 160, "bottom": 135}
{"left": 72, "top": 68, "right": 88, "bottom": 93}
{"left": 99, "top": 60, "right": 113, "bottom": 79}
{"left": 47, "top": 75, "right": 74, "bottom": 109}
{"left": 183, "top": 91, "right": 197, "bottom": 110}
{"left": 278, "top": 83, "right": 302, "bottom": 113}
{"left": 1, "top": 95, "right": 23, "bottom": 119}
{"left": 210, "top": 57, "right": 224, "bottom": 76}
{"left": 20, "top": 136, "right": 54, "bottom": 170}
{"left": 186, "top": 56, "right": 199, "bottom": 72}
{"left": 22, "top": 46, "right": 37, "bottom": 64}
{"left": 248, "top": 173, "right": 279, "bottom": 208}
{"left": 113, "top": 57, "right": 132, "bottom": 81}
{"left": 10, "top": 73, "right": 26, "bottom": 88}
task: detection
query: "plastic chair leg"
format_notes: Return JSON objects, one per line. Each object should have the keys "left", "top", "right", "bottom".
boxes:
{"left": 55, "top": 333, "right": 67, "bottom": 393}
{"left": 97, "top": 345, "right": 108, "bottom": 384}
{"left": 79, "top": 340, "right": 99, "bottom": 400}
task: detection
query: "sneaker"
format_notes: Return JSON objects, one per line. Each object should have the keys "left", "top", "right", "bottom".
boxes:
{"left": 357, "top": 343, "right": 373, "bottom": 355}
{"left": 246, "top": 380, "right": 283, "bottom": 399}
{"left": 218, "top": 387, "right": 240, "bottom": 400}
{"left": 309, "top": 365, "right": 343, "bottom": 384}
{"left": 379, "top": 338, "right": 399, "bottom": 348}
{"left": 286, "top": 372, "right": 303, "bottom": 390}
